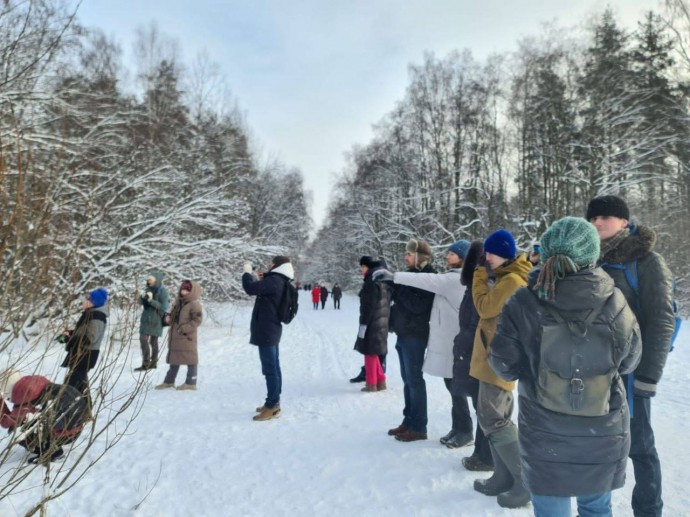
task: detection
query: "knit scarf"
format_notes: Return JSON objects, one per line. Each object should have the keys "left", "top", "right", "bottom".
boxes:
{"left": 599, "top": 228, "right": 630, "bottom": 260}
{"left": 533, "top": 255, "right": 581, "bottom": 300}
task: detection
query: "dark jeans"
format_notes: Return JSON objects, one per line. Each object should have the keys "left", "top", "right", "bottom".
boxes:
{"left": 164, "top": 364, "right": 198, "bottom": 385}
{"left": 313, "top": 302, "right": 319, "bottom": 310}
{"left": 258, "top": 345, "right": 282, "bottom": 408}
{"left": 443, "top": 378, "right": 472, "bottom": 433}
{"left": 629, "top": 394, "right": 662, "bottom": 517}
{"left": 65, "top": 349, "right": 99, "bottom": 413}
{"left": 333, "top": 298, "right": 340, "bottom": 309}
{"left": 321, "top": 300, "right": 326, "bottom": 309}
{"left": 395, "top": 337, "right": 427, "bottom": 433}
{"left": 140, "top": 335, "right": 159, "bottom": 364}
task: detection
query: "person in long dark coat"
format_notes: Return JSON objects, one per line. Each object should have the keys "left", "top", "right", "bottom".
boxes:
{"left": 320, "top": 285, "right": 329, "bottom": 309}
{"left": 489, "top": 217, "right": 641, "bottom": 515}
{"left": 332, "top": 283, "right": 343, "bottom": 309}
{"left": 354, "top": 257, "right": 391, "bottom": 392}
{"left": 451, "top": 241, "right": 493, "bottom": 472}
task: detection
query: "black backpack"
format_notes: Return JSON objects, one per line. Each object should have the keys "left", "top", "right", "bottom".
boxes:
{"left": 535, "top": 299, "right": 618, "bottom": 417}
{"left": 276, "top": 279, "right": 299, "bottom": 324}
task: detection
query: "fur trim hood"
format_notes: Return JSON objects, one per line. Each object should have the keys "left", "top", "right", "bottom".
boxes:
{"left": 601, "top": 224, "right": 656, "bottom": 264}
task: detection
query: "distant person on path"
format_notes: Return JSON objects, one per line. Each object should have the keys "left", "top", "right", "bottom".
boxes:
{"left": 242, "top": 256, "right": 295, "bottom": 421}
{"left": 155, "top": 280, "right": 204, "bottom": 391}
{"left": 311, "top": 285, "right": 320, "bottom": 310}
{"left": 375, "top": 240, "right": 471, "bottom": 448}
{"left": 355, "top": 257, "right": 391, "bottom": 392}
{"left": 60, "top": 288, "right": 109, "bottom": 416}
{"left": 136, "top": 271, "right": 170, "bottom": 371}
{"left": 471, "top": 229, "right": 532, "bottom": 509}
{"left": 384, "top": 239, "right": 436, "bottom": 442}
{"left": 587, "top": 195, "right": 675, "bottom": 517}
{"left": 332, "top": 283, "right": 342, "bottom": 309}
{"left": 320, "top": 284, "right": 329, "bottom": 309}
{"left": 489, "top": 217, "right": 641, "bottom": 516}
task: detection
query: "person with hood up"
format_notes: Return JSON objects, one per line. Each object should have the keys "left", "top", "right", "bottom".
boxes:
{"left": 489, "top": 216, "right": 641, "bottom": 516}
{"left": 471, "top": 229, "right": 532, "bottom": 509}
{"left": 242, "top": 256, "right": 295, "bottom": 421}
{"left": 587, "top": 195, "right": 675, "bottom": 517}
{"left": 155, "top": 280, "right": 203, "bottom": 391}
{"left": 0, "top": 369, "right": 89, "bottom": 464}
{"left": 355, "top": 256, "right": 391, "bottom": 392}
{"left": 311, "top": 284, "right": 320, "bottom": 310}
{"left": 60, "top": 288, "right": 109, "bottom": 414}
{"left": 136, "top": 271, "right": 170, "bottom": 371}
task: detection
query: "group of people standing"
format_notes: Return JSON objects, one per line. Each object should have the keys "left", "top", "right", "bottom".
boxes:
{"left": 350, "top": 195, "right": 674, "bottom": 517}
{"left": 310, "top": 283, "right": 342, "bottom": 310}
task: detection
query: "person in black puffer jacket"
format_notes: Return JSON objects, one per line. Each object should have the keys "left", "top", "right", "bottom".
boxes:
{"left": 587, "top": 195, "right": 675, "bottom": 517}
{"left": 242, "top": 256, "right": 295, "bottom": 422}
{"left": 451, "top": 240, "right": 493, "bottom": 472}
{"left": 489, "top": 216, "right": 641, "bottom": 515}
{"left": 354, "top": 257, "right": 391, "bottom": 392}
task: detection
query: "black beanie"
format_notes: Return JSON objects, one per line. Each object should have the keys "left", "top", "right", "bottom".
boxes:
{"left": 359, "top": 256, "right": 379, "bottom": 268}
{"left": 586, "top": 195, "right": 630, "bottom": 221}
{"left": 271, "top": 256, "right": 290, "bottom": 268}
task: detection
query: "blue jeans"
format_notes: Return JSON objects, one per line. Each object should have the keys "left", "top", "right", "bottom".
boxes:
{"left": 395, "top": 337, "right": 427, "bottom": 433}
{"left": 532, "top": 492, "right": 612, "bottom": 517}
{"left": 629, "top": 394, "right": 662, "bottom": 516}
{"left": 258, "top": 345, "right": 281, "bottom": 408}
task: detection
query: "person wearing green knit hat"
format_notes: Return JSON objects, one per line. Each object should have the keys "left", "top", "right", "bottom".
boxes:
{"left": 487, "top": 216, "right": 641, "bottom": 516}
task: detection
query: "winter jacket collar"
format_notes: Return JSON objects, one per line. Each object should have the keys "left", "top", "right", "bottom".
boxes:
{"left": 527, "top": 267, "right": 615, "bottom": 314}
{"left": 600, "top": 224, "right": 656, "bottom": 264}
{"left": 269, "top": 262, "right": 295, "bottom": 280}
{"left": 494, "top": 254, "right": 532, "bottom": 280}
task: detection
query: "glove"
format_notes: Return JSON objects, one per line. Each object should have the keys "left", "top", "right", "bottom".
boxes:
{"left": 144, "top": 292, "right": 153, "bottom": 301}
{"left": 633, "top": 377, "right": 657, "bottom": 398}
{"left": 243, "top": 262, "right": 253, "bottom": 274}
{"left": 358, "top": 325, "right": 367, "bottom": 339}
{"left": 372, "top": 269, "right": 394, "bottom": 283}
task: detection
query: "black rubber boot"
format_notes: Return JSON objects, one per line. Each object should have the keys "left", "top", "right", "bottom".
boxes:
{"left": 473, "top": 441, "right": 511, "bottom": 496}
{"left": 494, "top": 441, "right": 531, "bottom": 509}
{"left": 349, "top": 367, "right": 366, "bottom": 383}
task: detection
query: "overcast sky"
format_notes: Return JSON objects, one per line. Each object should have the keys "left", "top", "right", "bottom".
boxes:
{"left": 77, "top": 0, "right": 656, "bottom": 228}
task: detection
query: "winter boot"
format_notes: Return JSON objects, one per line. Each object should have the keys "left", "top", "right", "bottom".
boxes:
{"left": 361, "top": 384, "right": 378, "bottom": 392}
{"left": 133, "top": 362, "right": 150, "bottom": 372}
{"left": 29, "top": 447, "right": 64, "bottom": 465}
{"left": 387, "top": 424, "right": 408, "bottom": 436}
{"left": 349, "top": 367, "right": 366, "bottom": 383}
{"left": 155, "top": 383, "right": 175, "bottom": 390}
{"left": 149, "top": 360, "right": 158, "bottom": 369}
{"left": 394, "top": 430, "right": 428, "bottom": 442}
{"left": 462, "top": 454, "right": 494, "bottom": 472}
{"left": 253, "top": 406, "right": 281, "bottom": 421}
{"left": 474, "top": 442, "right": 512, "bottom": 496}
{"left": 376, "top": 380, "right": 387, "bottom": 391}
{"left": 494, "top": 441, "right": 530, "bottom": 509}
{"left": 440, "top": 429, "right": 457, "bottom": 445}
{"left": 445, "top": 431, "right": 474, "bottom": 449}
{"left": 176, "top": 384, "right": 197, "bottom": 391}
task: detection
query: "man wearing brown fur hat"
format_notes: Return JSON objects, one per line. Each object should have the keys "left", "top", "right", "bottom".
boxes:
{"left": 384, "top": 239, "right": 436, "bottom": 442}
{"left": 587, "top": 195, "right": 675, "bottom": 517}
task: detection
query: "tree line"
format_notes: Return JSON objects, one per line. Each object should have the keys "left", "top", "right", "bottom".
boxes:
{"left": 304, "top": 4, "right": 690, "bottom": 305}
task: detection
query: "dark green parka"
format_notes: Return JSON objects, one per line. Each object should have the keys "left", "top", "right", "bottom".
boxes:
{"left": 139, "top": 271, "right": 170, "bottom": 337}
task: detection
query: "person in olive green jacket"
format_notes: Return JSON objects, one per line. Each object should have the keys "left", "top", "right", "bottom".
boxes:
{"left": 471, "top": 229, "right": 532, "bottom": 509}
{"left": 136, "top": 271, "right": 170, "bottom": 371}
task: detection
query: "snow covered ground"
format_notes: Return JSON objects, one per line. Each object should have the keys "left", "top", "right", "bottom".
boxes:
{"left": 1, "top": 290, "right": 689, "bottom": 516}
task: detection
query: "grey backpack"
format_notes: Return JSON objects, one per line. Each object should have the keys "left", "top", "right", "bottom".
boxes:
{"left": 536, "top": 300, "right": 617, "bottom": 417}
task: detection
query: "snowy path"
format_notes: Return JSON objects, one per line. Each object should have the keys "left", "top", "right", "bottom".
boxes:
{"left": 1, "top": 290, "right": 689, "bottom": 516}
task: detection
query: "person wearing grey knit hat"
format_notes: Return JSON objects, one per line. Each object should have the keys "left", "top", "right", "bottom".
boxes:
{"left": 487, "top": 216, "right": 642, "bottom": 515}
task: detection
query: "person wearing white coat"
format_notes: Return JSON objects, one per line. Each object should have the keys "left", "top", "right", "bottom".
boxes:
{"left": 374, "top": 240, "right": 473, "bottom": 448}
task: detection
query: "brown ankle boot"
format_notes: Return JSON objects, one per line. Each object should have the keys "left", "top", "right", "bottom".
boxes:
{"left": 361, "top": 384, "right": 378, "bottom": 392}
{"left": 253, "top": 406, "right": 281, "bottom": 421}
{"left": 376, "top": 380, "right": 387, "bottom": 391}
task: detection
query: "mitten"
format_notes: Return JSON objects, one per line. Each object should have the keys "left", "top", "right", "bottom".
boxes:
{"left": 243, "top": 262, "right": 253, "bottom": 274}
{"left": 144, "top": 292, "right": 153, "bottom": 301}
